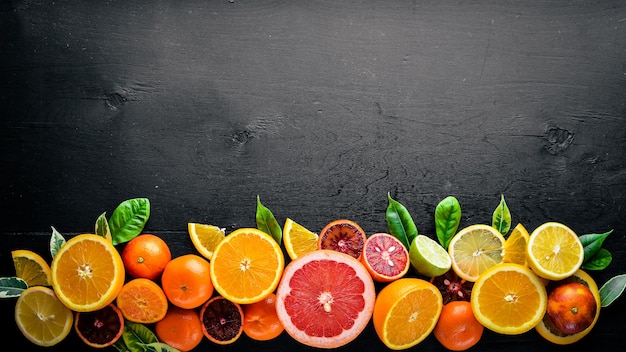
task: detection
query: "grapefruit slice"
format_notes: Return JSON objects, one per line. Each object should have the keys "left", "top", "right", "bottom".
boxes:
{"left": 275, "top": 250, "right": 375, "bottom": 349}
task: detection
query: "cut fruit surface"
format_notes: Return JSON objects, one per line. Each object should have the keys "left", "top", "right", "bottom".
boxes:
{"left": 361, "top": 232, "right": 410, "bottom": 282}
{"left": 116, "top": 278, "right": 168, "bottom": 324}
{"left": 210, "top": 228, "right": 284, "bottom": 304}
{"left": 317, "top": 219, "right": 367, "bottom": 259}
{"left": 526, "top": 222, "right": 584, "bottom": 281}
{"left": 188, "top": 223, "right": 226, "bottom": 261}
{"left": 502, "top": 223, "right": 530, "bottom": 266}
{"left": 373, "top": 277, "right": 443, "bottom": 350}
{"left": 74, "top": 303, "right": 124, "bottom": 348}
{"left": 51, "top": 234, "right": 125, "bottom": 312}
{"left": 200, "top": 296, "right": 244, "bottom": 345}
{"left": 448, "top": 224, "right": 505, "bottom": 282}
{"left": 283, "top": 218, "right": 318, "bottom": 261}
{"left": 276, "top": 250, "right": 376, "bottom": 349}
{"left": 12, "top": 249, "right": 52, "bottom": 287}
{"left": 409, "top": 235, "right": 451, "bottom": 278}
{"left": 15, "top": 286, "right": 73, "bottom": 347}
{"left": 471, "top": 263, "right": 547, "bottom": 335}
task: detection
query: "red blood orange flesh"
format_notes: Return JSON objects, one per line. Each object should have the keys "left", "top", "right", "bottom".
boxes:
{"left": 361, "top": 233, "right": 410, "bottom": 282}
{"left": 275, "top": 249, "right": 376, "bottom": 349}
{"left": 317, "top": 219, "right": 367, "bottom": 259}
{"left": 74, "top": 303, "right": 124, "bottom": 348}
{"left": 200, "top": 296, "right": 244, "bottom": 345}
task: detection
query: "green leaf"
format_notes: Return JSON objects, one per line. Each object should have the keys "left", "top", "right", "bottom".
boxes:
{"left": 0, "top": 277, "right": 28, "bottom": 298}
{"left": 95, "top": 212, "right": 112, "bottom": 242}
{"left": 580, "top": 230, "right": 613, "bottom": 264}
{"left": 109, "top": 198, "right": 151, "bottom": 245}
{"left": 255, "top": 196, "right": 282, "bottom": 244}
{"left": 492, "top": 194, "right": 511, "bottom": 236}
{"left": 600, "top": 274, "right": 626, "bottom": 308}
{"left": 144, "top": 342, "right": 180, "bottom": 352}
{"left": 50, "top": 226, "right": 66, "bottom": 259}
{"left": 385, "top": 193, "right": 418, "bottom": 250}
{"left": 581, "top": 248, "right": 612, "bottom": 270}
{"left": 112, "top": 339, "right": 132, "bottom": 352}
{"left": 435, "top": 196, "right": 461, "bottom": 250}
{"left": 122, "top": 321, "right": 159, "bottom": 351}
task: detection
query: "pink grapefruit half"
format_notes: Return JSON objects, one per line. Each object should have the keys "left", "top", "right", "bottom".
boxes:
{"left": 275, "top": 249, "right": 376, "bottom": 349}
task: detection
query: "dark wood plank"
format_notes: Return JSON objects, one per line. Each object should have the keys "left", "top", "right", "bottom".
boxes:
{"left": 1, "top": 0, "right": 625, "bottom": 350}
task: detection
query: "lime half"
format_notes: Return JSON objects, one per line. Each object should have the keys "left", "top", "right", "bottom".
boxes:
{"left": 409, "top": 235, "right": 452, "bottom": 277}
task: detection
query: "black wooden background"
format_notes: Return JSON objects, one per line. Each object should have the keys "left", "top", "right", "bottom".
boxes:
{"left": 1, "top": 1, "right": 625, "bottom": 351}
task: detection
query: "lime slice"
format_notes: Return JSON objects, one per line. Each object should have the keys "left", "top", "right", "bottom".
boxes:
{"left": 409, "top": 235, "right": 452, "bottom": 277}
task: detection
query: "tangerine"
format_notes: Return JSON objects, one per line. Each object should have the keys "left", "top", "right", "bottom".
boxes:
{"left": 155, "top": 307, "right": 204, "bottom": 352}
{"left": 433, "top": 301, "right": 484, "bottom": 351}
{"left": 116, "top": 278, "right": 168, "bottom": 324}
{"left": 161, "top": 254, "right": 214, "bottom": 309}
{"left": 243, "top": 293, "right": 284, "bottom": 341}
{"left": 318, "top": 219, "right": 367, "bottom": 260}
{"left": 121, "top": 234, "right": 171, "bottom": 280}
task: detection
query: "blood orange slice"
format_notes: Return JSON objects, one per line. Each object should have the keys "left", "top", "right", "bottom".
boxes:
{"left": 317, "top": 219, "right": 367, "bottom": 260}
{"left": 275, "top": 249, "right": 376, "bottom": 349}
{"left": 200, "top": 296, "right": 244, "bottom": 345}
{"left": 360, "top": 232, "right": 410, "bottom": 282}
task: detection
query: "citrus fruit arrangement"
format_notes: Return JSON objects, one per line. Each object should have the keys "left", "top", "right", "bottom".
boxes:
{"left": 2, "top": 195, "right": 625, "bottom": 351}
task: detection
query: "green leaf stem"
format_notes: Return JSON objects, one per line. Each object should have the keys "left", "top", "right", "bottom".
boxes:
{"left": 435, "top": 196, "right": 461, "bottom": 250}
{"left": 600, "top": 274, "right": 626, "bottom": 308}
{"left": 256, "top": 196, "right": 282, "bottom": 244}
{"left": 109, "top": 198, "right": 150, "bottom": 245}
{"left": 50, "top": 226, "right": 66, "bottom": 258}
{"left": 492, "top": 194, "right": 511, "bottom": 236}
{"left": 385, "top": 193, "right": 418, "bottom": 250}
{"left": 580, "top": 230, "right": 613, "bottom": 264}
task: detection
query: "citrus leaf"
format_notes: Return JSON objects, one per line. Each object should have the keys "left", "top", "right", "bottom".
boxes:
{"left": 144, "top": 342, "right": 180, "bottom": 352}
{"left": 581, "top": 248, "right": 612, "bottom": 271}
{"left": 109, "top": 198, "right": 150, "bottom": 245}
{"left": 122, "top": 321, "right": 159, "bottom": 351}
{"left": 435, "top": 196, "right": 461, "bottom": 250}
{"left": 255, "top": 195, "right": 282, "bottom": 244}
{"left": 95, "top": 212, "right": 112, "bottom": 242}
{"left": 112, "top": 339, "right": 132, "bottom": 352}
{"left": 50, "top": 226, "right": 66, "bottom": 258}
{"left": 386, "top": 193, "right": 418, "bottom": 250}
{"left": 492, "top": 194, "right": 511, "bottom": 236}
{"left": 600, "top": 274, "right": 626, "bottom": 307}
{"left": 580, "top": 230, "right": 612, "bottom": 264}
{"left": 0, "top": 277, "right": 27, "bottom": 298}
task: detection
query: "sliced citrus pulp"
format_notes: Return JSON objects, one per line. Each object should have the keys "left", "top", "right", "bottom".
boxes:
{"left": 210, "top": 228, "right": 284, "bottom": 304}
{"left": 188, "top": 223, "right": 226, "bottom": 260}
{"left": 74, "top": 303, "right": 124, "bottom": 348}
{"left": 12, "top": 249, "right": 52, "bottom": 287}
{"left": 283, "top": 218, "right": 318, "bottom": 260}
{"left": 448, "top": 224, "right": 505, "bottom": 282}
{"left": 200, "top": 296, "right": 244, "bottom": 345}
{"left": 470, "top": 263, "right": 547, "bottom": 335}
{"left": 51, "top": 234, "right": 125, "bottom": 312}
{"left": 502, "top": 223, "right": 530, "bottom": 266}
{"left": 535, "top": 270, "right": 601, "bottom": 345}
{"left": 15, "top": 286, "right": 73, "bottom": 347}
{"left": 317, "top": 219, "right": 367, "bottom": 259}
{"left": 116, "top": 278, "right": 168, "bottom": 324}
{"left": 526, "top": 222, "right": 584, "bottom": 280}
{"left": 361, "top": 232, "right": 410, "bottom": 282}
{"left": 275, "top": 249, "right": 376, "bottom": 349}
{"left": 409, "top": 234, "right": 452, "bottom": 278}
{"left": 373, "top": 277, "right": 443, "bottom": 350}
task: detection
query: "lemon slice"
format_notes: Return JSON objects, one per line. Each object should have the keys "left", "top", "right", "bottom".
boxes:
{"left": 502, "top": 223, "right": 530, "bottom": 266}
{"left": 409, "top": 235, "right": 451, "bottom": 277}
{"left": 526, "top": 222, "right": 583, "bottom": 280}
{"left": 448, "top": 224, "right": 505, "bottom": 282}
{"left": 15, "top": 286, "right": 73, "bottom": 346}
{"left": 188, "top": 223, "right": 226, "bottom": 261}
{"left": 12, "top": 249, "right": 52, "bottom": 287}
{"left": 283, "top": 218, "right": 318, "bottom": 260}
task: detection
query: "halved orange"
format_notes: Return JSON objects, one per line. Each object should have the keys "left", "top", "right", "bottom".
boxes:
{"left": 471, "top": 263, "right": 547, "bottom": 335}
{"left": 12, "top": 249, "right": 52, "bottom": 287}
{"left": 74, "top": 303, "right": 124, "bottom": 348}
{"left": 116, "top": 278, "right": 169, "bottom": 324}
{"left": 502, "top": 223, "right": 530, "bottom": 266}
{"left": 188, "top": 223, "right": 226, "bottom": 260}
{"left": 448, "top": 224, "right": 505, "bottom": 282}
{"left": 283, "top": 218, "right": 318, "bottom": 260}
{"left": 526, "top": 222, "right": 584, "bottom": 280}
{"left": 210, "top": 228, "right": 284, "bottom": 304}
{"left": 51, "top": 234, "right": 125, "bottom": 312}
{"left": 15, "top": 286, "right": 74, "bottom": 347}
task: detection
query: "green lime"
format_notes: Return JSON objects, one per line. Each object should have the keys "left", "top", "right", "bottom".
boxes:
{"left": 409, "top": 235, "right": 452, "bottom": 277}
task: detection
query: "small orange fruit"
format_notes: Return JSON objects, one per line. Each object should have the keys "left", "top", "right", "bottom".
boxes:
{"left": 243, "top": 293, "right": 284, "bottom": 341}
{"left": 318, "top": 219, "right": 367, "bottom": 260}
{"left": 74, "top": 303, "right": 124, "bottom": 348}
{"left": 434, "top": 301, "right": 484, "bottom": 351}
{"left": 121, "top": 234, "right": 171, "bottom": 280}
{"left": 200, "top": 296, "right": 244, "bottom": 345}
{"left": 546, "top": 282, "right": 597, "bottom": 335}
{"left": 155, "top": 307, "right": 204, "bottom": 352}
{"left": 161, "top": 254, "right": 214, "bottom": 309}
{"left": 116, "top": 278, "right": 168, "bottom": 324}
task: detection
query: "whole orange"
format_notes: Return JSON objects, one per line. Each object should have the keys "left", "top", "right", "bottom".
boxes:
{"left": 121, "top": 234, "right": 171, "bottom": 281}
{"left": 161, "top": 254, "right": 214, "bottom": 309}
{"left": 433, "top": 301, "right": 484, "bottom": 351}
{"left": 242, "top": 293, "right": 284, "bottom": 341}
{"left": 155, "top": 307, "right": 203, "bottom": 352}
{"left": 547, "top": 282, "right": 597, "bottom": 335}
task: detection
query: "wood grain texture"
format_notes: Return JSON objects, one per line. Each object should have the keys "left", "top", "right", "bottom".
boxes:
{"left": 1, "top": 0, "right": 625, "bottom": 350}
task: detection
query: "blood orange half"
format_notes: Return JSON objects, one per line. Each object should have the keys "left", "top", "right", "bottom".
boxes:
{"left": 361, "top": 232, "right": 410, "bottom": 283}
{"left": 275, "top": 249, "right": 376, "bottom": 349}
{"left": 317, "top": 219, "right": 367, "bottom": 260}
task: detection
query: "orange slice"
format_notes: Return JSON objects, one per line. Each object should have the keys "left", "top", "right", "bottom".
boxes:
{"left": 283, "top": 218, "right": 318, "bottom": 260}
{"left": 51, "top": 234, "right": 125, "bottom": 312}
{"left": 15, "top": 286, "right": 73, "bottom": 347}
{"left": 471, "top": 263, "right": 547, "bottom": 335}
{"left": 526, "top": 222, "right": 584, "bottom": 280}
{"left": 116, "top": 278, "right": 169, "bottom": 324}
{"left": 210, "top": 228, "right": 284, "bottom": 304}
{"left": 188, "top": 223, "right": 226, "bottom": 260}
{"left": 502, "top": 223, "right": 530, "bottom": 266}
{"left": 448, "top": 224, "right": 505, "bottom": 282}
{"left": 12, "top": 249, "right": 52, "bottom": 287}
